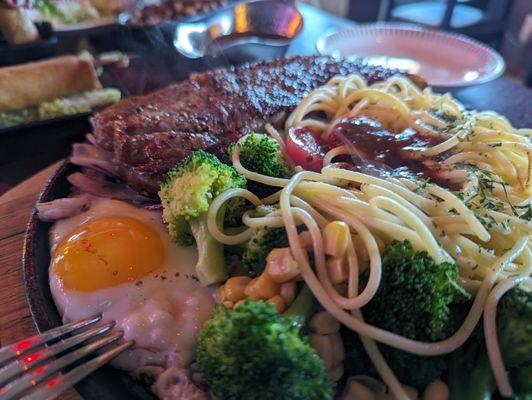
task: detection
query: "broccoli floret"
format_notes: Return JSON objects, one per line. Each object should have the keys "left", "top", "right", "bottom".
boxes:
{"left": 448, "top": 327, "right": 495, "bottom": 400}
{"left": 511, "top": 366, "right": 532, "bottom": 399}
{"left": 342, "top": 330, "right": 448, "bottom": 390}
{"left": 448, "top": 287, "right": 531, "bottom": 400}
{"left": 236, "top": 133, "right": 289, "bottom": 178}
{"left": 283, "top": 284, "right": 318, "bottom": 324}
{"left": 197, "top": 299, "right": 334, "bottom": 400}
{"left": 159, "top": 150, "right": 246, "bottom": 285}
{"left": 222, "top": 205, "right": 281, "bottom": 261}
{"left": 498, "top": 287, "right": 532, "bottom": 396}
{"left": 364, "top": 240, "right": 466, "bottom": 341}
{"left": 231, "top": 133, "right": 290, "bottom": 198}
{"left": 242, "top": 226, "right": 290, "bottom": 277}
{"left": 241, "top": 205, "right": 294, "bottom": 277}
{"left": 344, "top": 241, "right": 466, "bottom": 388}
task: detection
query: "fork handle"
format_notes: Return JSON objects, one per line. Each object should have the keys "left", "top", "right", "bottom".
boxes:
{"left": 0, "top": 317, "right": 101, "bottom": 365}
{"left": 21, "top": 341, "right": 133, "bottom": 400}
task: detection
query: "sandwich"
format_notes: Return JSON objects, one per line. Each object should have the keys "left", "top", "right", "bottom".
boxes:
{"left": 0, "top": 55, "right": 120, "bottom": 128}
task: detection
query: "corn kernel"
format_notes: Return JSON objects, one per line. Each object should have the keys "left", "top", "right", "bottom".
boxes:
{"left": 268, "top": 295, "right": 286, "bottom": 313}
{"left": 266, "top": 248, "right": 300, "bottom": 283}
{"left": 222, "top": 300, "right": 234, "bottom": 309}
{"left": 327, "top": 256, "right": 348, "bottom": 284}
{"left": 244, "top": 273, "right": 280, "bottom": 300}
{"left": 234, "top": 299, "right": 246, "bottom": 309}
{"left": 215, "top": 285, "right": 225, "bottom": 304}
{"left": 324, "top": 221, "right": 350, "bottom": 257}
{"left": 224, "top": 276, "right": 252, "bottom": 302}
{"left": 244, "top": 278, "right": 261, "bottom": 300}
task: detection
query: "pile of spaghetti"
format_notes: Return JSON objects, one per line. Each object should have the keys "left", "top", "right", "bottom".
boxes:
{"left": 198, "top": 75, "right": 531, "bottom": 399}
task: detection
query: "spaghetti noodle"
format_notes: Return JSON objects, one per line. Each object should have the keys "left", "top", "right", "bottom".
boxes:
{"left": 206, "top": 74, "right": 531, "bottom": 399}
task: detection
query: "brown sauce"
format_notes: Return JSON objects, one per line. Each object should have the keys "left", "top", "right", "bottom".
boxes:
{"left": 328, "top": 116, "right": 450, "bottom": 186}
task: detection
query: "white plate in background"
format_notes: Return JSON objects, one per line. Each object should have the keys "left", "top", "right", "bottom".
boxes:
{"left": 317, "top": 23, "right": 505, "bottom": 88}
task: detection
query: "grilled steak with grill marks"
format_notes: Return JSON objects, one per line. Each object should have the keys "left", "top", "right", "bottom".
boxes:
{"left": 91, "top": 55, "right": 426, "bottom": 195}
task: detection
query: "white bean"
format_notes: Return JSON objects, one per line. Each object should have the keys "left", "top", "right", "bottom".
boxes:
{"left": 380, "top": 385, "right": 418, "bottom": 400}
{"left": 403, "top": 385, "right": 419, "bottom": 400}
{"left": 350, "top": 376, "right": 387, "bottom": 397}
{"left": 330, "top": 332, "right": 345, "bottom": 365}
{"left": 328, "top": 363, "right": 344, "bottom": 382}
{"left": 308, "top": 333, "right": 334, "bottom": 369}
{"left": 309, "top": 311, "right": 340, "bottom": 334}
{"left": 342, "top": 380, "right": 377, "bottom": 400}
{"left": 422, "top": 380, "right": 449, "bottom": 400}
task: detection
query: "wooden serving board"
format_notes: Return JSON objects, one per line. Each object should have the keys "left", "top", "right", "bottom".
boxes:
{"left": 0, "top": 161, "right": 81, "bottom": 400}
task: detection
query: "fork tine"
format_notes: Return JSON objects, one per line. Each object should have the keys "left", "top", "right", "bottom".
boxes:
{"left": 0, "top": 331, "right": 124, "bottom": 400}
{"left": 0, "top": 316, "right": 101, "bottom": 365}
{"left": 0, "top": 322, "right": 114, "bottom": 386}
{"left": 21, "top": 341, "right": 133, "bottom": 400}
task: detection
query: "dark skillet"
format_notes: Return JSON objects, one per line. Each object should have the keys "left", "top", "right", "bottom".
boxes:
{"left": 22, "top": 161, "right": 155, "bottom": 400}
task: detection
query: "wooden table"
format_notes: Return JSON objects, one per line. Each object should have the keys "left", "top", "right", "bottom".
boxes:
{"left": 0, "top": 162, "right": 80, "bottom": 400}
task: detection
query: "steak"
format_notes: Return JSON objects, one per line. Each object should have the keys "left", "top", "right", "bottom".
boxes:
{"left": 91, "top": 55, "right": 425, "bottom": 195}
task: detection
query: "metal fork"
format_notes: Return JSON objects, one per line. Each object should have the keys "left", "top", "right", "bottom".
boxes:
{"left": 0, "top": 316, "right": 133, "bottom": 400}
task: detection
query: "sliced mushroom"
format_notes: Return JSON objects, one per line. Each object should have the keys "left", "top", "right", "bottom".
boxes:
{"left": 341, "top": 380, "right": 377, "bottom": 400}
{"left": 309, "top": 311, "right": 340, "bottom": 335}
{"left": 422, "top": 379, "right": 449, "bottom": 400}
{"left": 308, "top": 333, "right": 333, "bottom": 370}
{"left": 328, "top": 363, "right": 344, "bottom": 382}
{"left": 330, "top": 332, "right": 345, "bottom": 365}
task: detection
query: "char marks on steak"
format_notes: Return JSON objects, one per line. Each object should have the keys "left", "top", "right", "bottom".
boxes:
{"left": 91, "top": 56, "right": 425, "bottom": 195}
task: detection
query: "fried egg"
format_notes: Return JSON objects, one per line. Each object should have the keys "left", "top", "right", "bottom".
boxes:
{"left": 49, "top": 197, "right": 214, "bottom": 375}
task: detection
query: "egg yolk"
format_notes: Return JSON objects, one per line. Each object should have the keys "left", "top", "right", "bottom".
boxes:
{"left": 51, "top": 217, "right": 165, "bottom": 291}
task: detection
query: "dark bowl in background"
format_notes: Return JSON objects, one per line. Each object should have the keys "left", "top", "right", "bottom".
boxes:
{"left": 89, "top": 0, "right": 302, "bottom": 66}
{"left": 173, "top": 0, "right": 303, "bottom": 64}
{"left": 88, "top": 5, "right": 228, "bottom": 54}
{"left": 91, "top": 0, "right": 303, "bottom": 96}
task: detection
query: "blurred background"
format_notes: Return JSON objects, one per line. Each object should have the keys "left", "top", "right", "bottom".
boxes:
{"left": 1, "top": 0, "right": 530, "bottom": 81}
{"left": 306, "top": 0, "right": 531, "bottom": 83}
{"left": 0, "top": 0, "right": 530, "bottom": 194}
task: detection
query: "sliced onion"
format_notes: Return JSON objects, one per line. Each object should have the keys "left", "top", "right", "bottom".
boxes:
{"left": 70, "top": 143, "right": 118, "bottom": 177}
{"left": 67, "top": 171, "right": 154, "bottom": 204}
{"left": 37, "top": 194, "right": 92, "bottom": 222}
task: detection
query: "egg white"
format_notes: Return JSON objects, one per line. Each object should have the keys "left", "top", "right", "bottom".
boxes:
{"left": 49, "top": 197, "right": 215, "bottom": 375}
